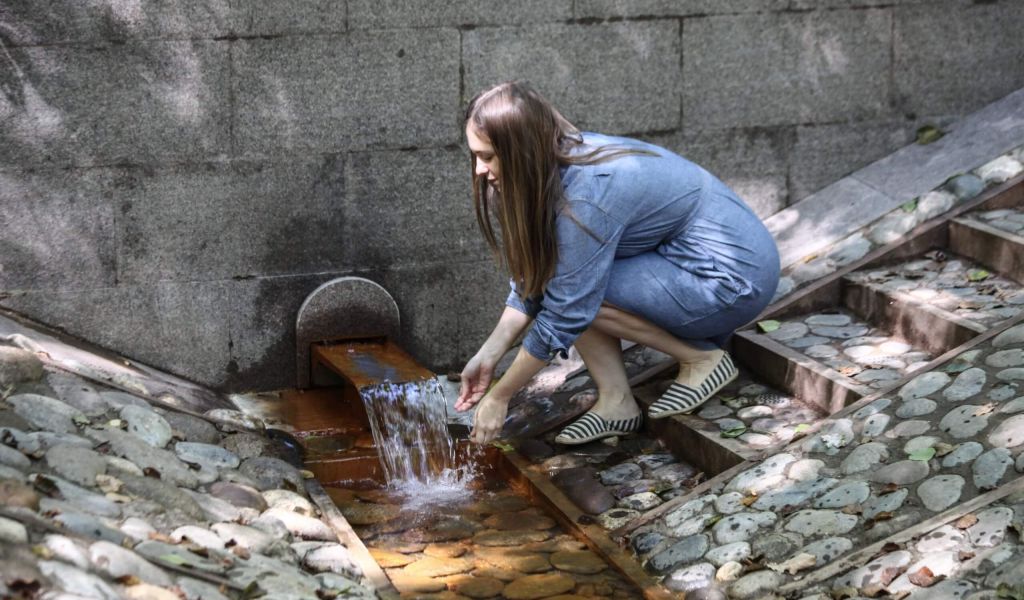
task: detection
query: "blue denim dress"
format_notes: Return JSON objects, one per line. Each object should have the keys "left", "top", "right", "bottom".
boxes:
{"left": 507, "top": 133, "right": 780, "bottom": 361}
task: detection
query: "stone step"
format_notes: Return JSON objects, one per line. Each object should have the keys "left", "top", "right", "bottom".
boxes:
{"left": 951, "top": 205, "right": 1024, "bottom": 285}
{"left": 616, "top": 317, "right": 1024, "bottom": 597}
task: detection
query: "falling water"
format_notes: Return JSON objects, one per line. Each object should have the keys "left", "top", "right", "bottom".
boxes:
{"left": 358, "top": 378, "right": 479, "bottom": 508}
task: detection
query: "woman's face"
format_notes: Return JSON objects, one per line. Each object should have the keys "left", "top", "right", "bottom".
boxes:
{"left": 466, "top": 123, "right": 501, "bottom": 191}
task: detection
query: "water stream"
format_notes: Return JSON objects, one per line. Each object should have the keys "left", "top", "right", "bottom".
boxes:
{"left": 358, "top": 378, "right": 479, "bottom": 509}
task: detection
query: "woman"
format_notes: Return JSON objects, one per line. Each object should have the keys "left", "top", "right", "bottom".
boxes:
{"left": 455, "top": 82, "right": 780, "bottom": 445}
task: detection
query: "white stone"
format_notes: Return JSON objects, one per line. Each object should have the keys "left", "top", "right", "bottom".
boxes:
{"left": 917, "top": 475, "right": 964, "bottom": 512}
{"left": 867, "top": 212, "right": 920, "bottom": 245}
{"left": 705, "top": 542, "right": 752, "bottom": 567}
{"left": 784, "top": 510, "right": 857, "bottom": 536}
{"left": 725, "top": 453, "right": 797, "bottom": 494}
{"left": 975, "top": 155, "right": 1024, "bottom": 184}
{"left": 967, "top": 507, "right": 1013, "bottom": 547}
{"left": 987, "top": 415, "right": 1024, "bottom": 448}
{"left": 0, "top": 516, "right": 28, "bottom": 543}
{"left": 916, "top": 190, "right": 957, "bottom": 220}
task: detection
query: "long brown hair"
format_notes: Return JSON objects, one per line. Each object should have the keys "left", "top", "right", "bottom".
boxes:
{"left": 465, "top": 81, "right": 651, "bottom": 298}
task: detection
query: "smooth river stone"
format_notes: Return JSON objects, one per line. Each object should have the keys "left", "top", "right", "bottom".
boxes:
{"left": 599, "top": 462, "right": 642, "bottom": 486}
{"left": 646, "top": 534, "right": 710, "bottom": 575}
{"left": 698, "top": 404, "right": 733, "bottom": 420}
{"left": 886, "top": 419, "right": 931, "bottom": 438}
{"left": 852, "top": 398, "right": 893, "bottom": 420}
{"left": 8, "top": 393, "right": 85, "bottom": 434}
{"left": 972, "top": 448, "right": 1013, "bottom": 489}
{"left": 724, "top": 453, "right": 796, "bottom": 494}
{"left": 786, "top": 335, "right": 832, "bottom": 349}
{"left": 862, "top": 488, "right": 908, "bottom": 520}
{"left": 904, "top": 436, "right": 942, "bottom": 456}
{"left": 45, "top": 444, "right": 106, "bottom": 487}
{"left": 784, "top": 510, "right": 858, "bottom": 536}
{"left": 997, "top": 368, "right": 1024, "bottom": 382}
{"left": 992, "top": 324, "right": 1024, "bottom": 348}
{"left": 752, "top": 477, "right": 837, "bottom": 512}
{"left": 988, "top": 415, "right": 1024, "bottom": 448}
{"left": 899, "top": 372, "right": 951, "bottom": 400}
{"left": 840, "top": 442, "right": 889, "bottom": 474}
{"left": 999, "top": 396, "right": 1024, "bottom": 413}
{"left": 837, "top": 551, "right": 913, "bottom": 591}
{"left": 712, "top": 512, "right": 777, "bottom": 545}
{"left": 811, "top": 325, "right": 870, "bottom": 339}
{"left": 942, "top": 441, "right": 984, "bottom": 467}
{"left": 917, "top": 475, "right": 964, "bottom": 512}
{"left": 704, "top": 542, "right": 751, "bottom": 567}
{"left": 943, "top": 368, "right": 987, "bottom": 402}
{"left": 860, "top": 413, "right": 890, "bottom": 438}
{"left": 813, "top": 482, "right": 870, "bottom": 509}
{"left": 664, "top": 562, "right": 716, "bottom": 593}
{"left": 968, "top": 507, "right": 1013, "bottom": 547}
{"left": 737, "top": 406, "right": 773, "bottom": 420}
{"left": 503, "top": 573, "right": 575, "bottom": 600}
{"left": 986, "top": 349, "right": 1024, "bottom": 368}
{"left": 714, "top": 492, "right": 745, "bottom": 515}
{"left": 800, "top": 537, "right": 854, "bottom": 566}
{"left": 119, "top": 405, "right": 172, "bottom": 448}
{"left": 915, "top": 525, "right": 967, "bottom": 553}
{"left": 870, "top": 460, "right": 930, "bottom": 485}
{"left": 939, "top": 406, "right": 991, "bottom": 438}
{"left": 766, "top": 322, "right": 809, "bottom": 341}
{"left": 806, "top": 314, "right": 852, "bottom": 327}
{"left": 897, "top": 398, "right": 938, "bottom": 418}
{"left": 729, "top": 570, "right": 786, "bottom": 600}
{"left": 805, "top": 345, "right": 839, "bottom": 358}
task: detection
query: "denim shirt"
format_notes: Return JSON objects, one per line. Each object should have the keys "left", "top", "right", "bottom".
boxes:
{"left": 506, "top": 132, "right": 762, "bottom": 361}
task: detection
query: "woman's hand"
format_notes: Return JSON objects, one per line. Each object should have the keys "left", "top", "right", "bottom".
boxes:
{"left": 470, "top": 393, "right": 510, "bottom": 444}
{"left": 455, "top": 351, "right": 497, "bottom": 412}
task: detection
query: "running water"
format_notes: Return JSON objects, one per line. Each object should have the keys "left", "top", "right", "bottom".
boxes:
{"left": 358, "top": 378, "right": 479, "bottom": 509}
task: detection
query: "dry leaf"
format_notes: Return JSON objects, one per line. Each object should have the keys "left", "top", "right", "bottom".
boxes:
{"left": 231, "top": 546, "right": 251, "bottom": 559}
{"left": 907, "top": 566, "right": 941, "bottom": 587}
{"left": 973, "top": 404, "right": 996, "bottom": 417}
{"left": 880, "top": 483, "right": 902, "bottom": 495}
{"left": 841, "top": 504, "right": 863, "bottom": 515}
{"left": 933, "top": 442, "right": 955, "bottom": 457}
{"left": 873, "top": 511, "right": 894, "bottom": 521}
{"left": 768, "top": 552, "right": 817, "bottom": 575}
{"left": 955, "top": 514, "right": 978, "bottom": 529}
{"left": 741, "top": 494, "right": 759, "bottom": 507}
{"left": 143, "top": 467, "right": 162, "bottom": 480}
{"left": 114, "top": 575, "right": 141, "bottom": 586}
{"left": 880, "top": 566, "right": 905, "bottom": 586}
{"left": 148, "top": 532, "right": 176, "bottom": 544}
{"left": 958, "top": 550, "right": 975, "bottom": 561}
{"left": 95, "top": 474, "right": 122, "bottom": 494}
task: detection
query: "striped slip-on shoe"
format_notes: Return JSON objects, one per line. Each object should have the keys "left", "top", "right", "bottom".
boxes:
{"left": 648, "top": 352, "right": 739, "bottom": 419}
{"left": 554, "top": 411, "right": 643, "bottom": 445}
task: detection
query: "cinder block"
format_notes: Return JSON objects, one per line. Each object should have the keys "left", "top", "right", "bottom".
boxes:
{"left": 0, "top": 0, "right": 230, "bottom": 45}
{"left": 349, "top": 0, "right": 571, "bottom": 29}
{"left": 894, "top": 1, "right": 1024, "bottom": 116}
{"left": 575, "top": 0, "right": 786, "bottom": 19}
{"left": 344, "top": 148, "right": 489, "bottom": 269}
{"left": 0, "top": 168, "right": 117, "bottom": 290}
{"left": 0, "top": 41, "right": 231, "bottom": 168}
{"left": 229, "top": 0, "right": 346, "bottom": 36}
{"left": 463, "top": 21, "right": 681, "bottom": 134}
{"left": 648, "top": 127, "right": 793, "bottom": 218}
{"left": 232, "top": 30, "right": 460, "bottom": 154}
{"left": 116, "top": 157, "right": 349, "bottom": 284}
{"left": 0, "top": 281, "right": 234, "bottom": 387}
{"left": 683, "top": 9, "right": 891, "bottom": 130}
{"left": 791, "top": 121, "right": 912, "bottom": 202}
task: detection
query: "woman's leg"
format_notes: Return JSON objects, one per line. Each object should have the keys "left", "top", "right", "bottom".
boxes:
{"left": 572, "top": 326, "right": 642, "bottom": 421}
{"left": 590, "top": 303, "right": 724, "bottom": 387}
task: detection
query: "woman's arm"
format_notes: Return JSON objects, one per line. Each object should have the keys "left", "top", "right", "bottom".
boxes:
{"left": 455, "top": 306, "right": 533, "bottom": 411}
{"left": 468, "top": 346, "right": 546, "bottom": 444}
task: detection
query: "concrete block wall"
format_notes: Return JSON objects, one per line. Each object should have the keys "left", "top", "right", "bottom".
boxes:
{"left": 1, "top": 0, "right": 1023, "bottom": 391}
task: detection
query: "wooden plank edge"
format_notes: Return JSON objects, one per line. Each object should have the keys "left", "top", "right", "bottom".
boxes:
{"left": 498, "top": 451, "right": 676, "bottom": 600}
{"left": 305, "top": 478, "right": 398, "bottom": 597}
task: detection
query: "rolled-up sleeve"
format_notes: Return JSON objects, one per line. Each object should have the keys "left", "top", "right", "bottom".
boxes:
{"left": 520, "top": 200, "right": 625, "bottom": 361}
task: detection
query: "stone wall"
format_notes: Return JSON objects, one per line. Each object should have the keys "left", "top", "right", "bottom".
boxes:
{"left": 1, "top": 0, "right": 1023, "bottom": 391}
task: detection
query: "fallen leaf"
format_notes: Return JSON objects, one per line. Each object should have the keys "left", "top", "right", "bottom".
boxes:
{"left": 72, "top": 414, "right": 90, "bottom": 427}
{"left": 933, "top": 442, "right": 955, "bottom": 457}
{"left": 901, "top": 199, "right": 918, "bottom": 213}
{"left": 908, "top": 566, "right": 939, "bottom": 587}
{"left": 768, "top": 552, "right": 817, "bottom": 575}
{"left": 967, "top": 269, "right": 991, "bottom": 282}
{"left": 841, "top": 504, "right": 863, "bottom": 515}
{"left": 908, "top": 447, "right": 936, "bottom": 461}
{"left": 916, "top": 124, "right": 944, "bottom": 145}
{"left": 996, "top": 583, "right": 1024, "bottom": 600}
{"left": 757, "top": 320, "right": 781, "bottom": 333}
{"left": 114, "top": 575, "right": 141, "bottom": 585}
{"left": 873, "top": 511, "right": 895, "bottom": 522}
{"left": 300, "top": 469, "right": 316, "bottom": 479}
{"left": 143, "top": 467, "right": 162, "bottom": 480}
{"left": 880, "top": 483, "right": 903, "bottom": 495}
{"left": 794, "top": 423, "right": 811, "bottom": 434}
{"left": 158, "top": 553, "right": 187, "bottom": 566}
{"left": 958, "top": 550, "right": 975, "bottom": 561}
{"left": 955, "top": 514, "right": 978, "bottom": 529}
{"left": 880, "top": 566, "right": 905, "bottom": 586}
{"left": 148, "top": 532, "right": 176, "bottom": 543}
{"left": 491, "top": 441, "right": 514, "bottom": 452}
{"left": 741, "top": 494, "right": 759, "bottom": 507}
{"left": 973, "top": 404, "right": 996, "bottom": 416}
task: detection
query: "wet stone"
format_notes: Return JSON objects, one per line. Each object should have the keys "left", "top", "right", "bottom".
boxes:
{"left": 120, "top": 405, "right": 173, "bottom": 447}
{"left": 737, "top": 406, "right": 773, "bottom": 420}
{"left": 998, "top": 368, "right": 1024, "bottom": 382}
{"left": 664, "top": 562, "right": 716, "bottom": 593}
{"left": 897, "top": 398, "right": 938, "bottom": 418}
{"left": 725, "top": 453, "right": 796, "bottom": 494}
{"left": 162, "top": 411, "right": 221, "bottom": 444}
{"left": 870, "top": 460, "right": 930, "bottom": 484}
{"left": 483, "top": 510, "right": 555, "bottom": 531}
{"left": 705, "top": 542, "right": 751, "bottom": 567}
{"left": 86, "top": 426, "right": 198, "bottom": 488}
{"left": 863, "top": 488, "right": 908, "bottom": 520}
{"left": 473, "top": 529, "right": 551, "bottom": 546}
{"left": 800, "top": 537, "right": 853, "bottom": 567}
{"left": 973, "top": 448, "right": 1014, "bottom": 490}
{"left": 918, "top": 475, "right": 965, "bottom": 512}
{"left": 45, "top": 443, "right": 106, "bottom": 487}
{"left": 900, "top": 372, "right": 952, "bottom": 400}
{"left": 729, "top": 569, "right": 786, "bottom": 600}
{"left": 646, "top": 534, "right": 710, "bottom": 574}
{"left": 448, "top": 574, "right": 505, "bottom": 598}
{"left": 968, "top": 507, "right": 1013, "bottom": 547}
{"left": 712, "top": 512, "right": 777, "bottom": 545}
{"left": 599, "top": 462, "right": 642, "bottom": 485}
{"left": 551, "top": 466, "right": 615, "bottom": 515}
{"left": 550, "top": 549, "right": 606, "bottom": 574}
{"left": 787, "top": 335, "right": 832, "bottom": 348}
{"left": 806, "top": 314, "right": 852, "bottom": 327}
{"left": 806, "top": 345, "right": 839, "bottom": 358}
{"left": 502, "top": 573, "right": 575, "bottom": 600}
{"left": 813, "top": 481, "right": 870, "bottom": 509}
{"left": 939, "top": 405, "right": 992, "bottom": 438}
{"left": 8, "top": 393, "right": 85, "bottom": 434}
{"left": 698, "top": 404, "right": 734, "bottom": 419}
{"left": 917, "top": 525, "right": 968, "bottom": 553}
